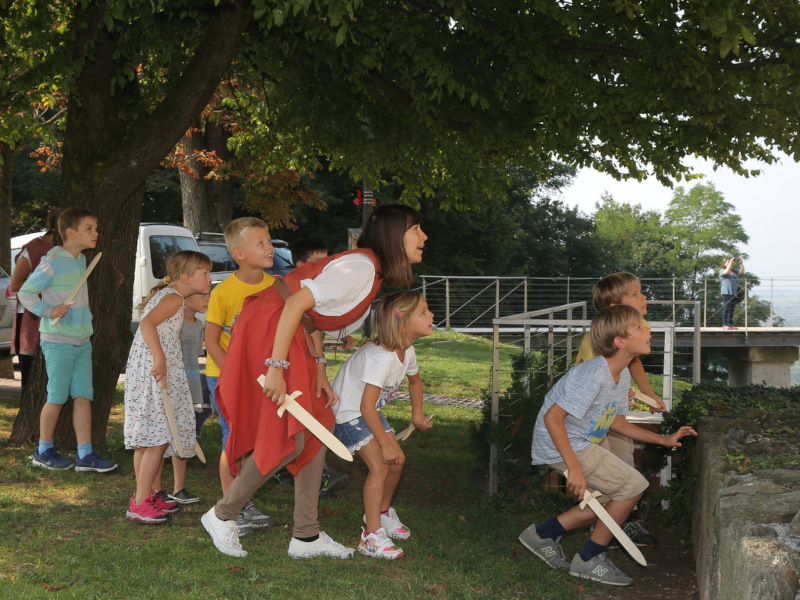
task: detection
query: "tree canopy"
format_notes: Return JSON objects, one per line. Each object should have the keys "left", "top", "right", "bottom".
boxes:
{"left": 5, "top": 0, "right": 800, "bottom": 443}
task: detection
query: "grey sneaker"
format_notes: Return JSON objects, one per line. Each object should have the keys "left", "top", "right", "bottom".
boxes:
{"left": 236, "top": 512, "right": 255, "bottom": 537}
{"left": 240, "top": 501, "right": 274, "bottom": 528}
{"left": 518, "top": 525, "right": 570, "bottom": 569}
{"left": 622, "top": 520, "right": 658, "bottom": 547}
{"left": 569, "top": 552, "right": 634, "bottom": 586}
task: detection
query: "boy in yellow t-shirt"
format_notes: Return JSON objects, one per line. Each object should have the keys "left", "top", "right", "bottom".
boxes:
{"left": 205, "top": 217, "right": 276, "bottom": 535}
{"left": 574, "top": 272, "right": 667, "bottom": 547}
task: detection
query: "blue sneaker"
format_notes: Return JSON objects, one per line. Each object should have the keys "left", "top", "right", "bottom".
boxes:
{"left": 74, "top": 451, "right": 118, "bottom": 473}
{"left": 32, "top": 448, "right": 74, "bottom": 470}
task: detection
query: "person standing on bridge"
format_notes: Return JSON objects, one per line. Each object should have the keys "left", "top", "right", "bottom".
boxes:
{"left": 720, "top": 256, "right": 744, "bottom": 331}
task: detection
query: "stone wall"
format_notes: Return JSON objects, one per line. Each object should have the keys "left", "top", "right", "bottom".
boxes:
{"left": 693, "top": 417, "right": 800, "bottom": 600}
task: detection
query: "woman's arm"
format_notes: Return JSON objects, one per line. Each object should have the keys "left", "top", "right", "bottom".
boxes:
{"left": 721, "top": 259, "right": 734, "bottom": 276}
{"left": 9, "top": 257, "right": 32, "bottom": 292}
{"left": 261, "top": 286, "right": 317, "bottom": 404}
{"left": 140, "top": 293, "right": 183, "bottom": 387}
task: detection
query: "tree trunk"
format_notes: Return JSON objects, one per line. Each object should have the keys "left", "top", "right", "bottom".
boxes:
{"left": 9, "top": 1, "right": 252, "bottom": 446}
{"left": 0, "top": 143, "right": 13, "bottom": 272}
{"left": 180, "top": 122, "right": 211, "bottom": 235}
{"left": 180, "top": 118, "right": 233, "bottom": 234}
{"left": 206, "top": 120, "right": 234, "bottom": 231}
{"left": 0, "top": 144, "right": 15, "bottom": 378}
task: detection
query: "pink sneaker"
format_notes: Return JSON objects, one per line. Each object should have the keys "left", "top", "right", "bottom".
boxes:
{"left": 358, "top": 527, "right": 404, "bottom": 559}
{"left": 363, "top": 507, "right": 411, "bottom": 540}
{"left": 151, "top": 490, "right": 179, "bottom": 514}
{"left": 126, "top": 496, "right": 170, "bottom": 524}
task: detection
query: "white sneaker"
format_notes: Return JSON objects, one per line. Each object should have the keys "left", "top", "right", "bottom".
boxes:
{"left": 364, "top": 507, "right": 411, "bottom": 540}
{"left": 359, "top": 527, "right": 404, "bottom": 559}
{"left": 287, "top": 531, "right": 354, "bottom": 559}
{"left": 201, "top": 508, "right": 248, "bottom": 557}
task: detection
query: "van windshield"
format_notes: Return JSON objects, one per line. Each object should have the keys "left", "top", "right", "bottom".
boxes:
{"left": 149, "top": 235, "right": 197, "bottom": 279}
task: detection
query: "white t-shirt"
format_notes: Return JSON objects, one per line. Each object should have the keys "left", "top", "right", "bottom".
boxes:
{"left": 301, "top": 253, "right": 376, "bottom": 337}
{"left": 331, "top": 341, "right": 419, "bottom": 424}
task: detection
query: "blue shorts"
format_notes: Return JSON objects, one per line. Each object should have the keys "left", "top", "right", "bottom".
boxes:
{"left": 40, "top": 341, "right": 93, "bottom": 405}
{"left": 334, "top": 412, "right": 394, "bottom": 454}
{"left": 207, "top": 376, "right": 230, "bottom": 449}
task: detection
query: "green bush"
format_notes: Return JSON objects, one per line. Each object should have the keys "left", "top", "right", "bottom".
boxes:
{"left": 472, "top": 351, "right": 566, "bottom": 505}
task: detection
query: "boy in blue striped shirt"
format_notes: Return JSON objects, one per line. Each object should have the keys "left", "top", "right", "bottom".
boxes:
{"left": 19, "top": 208, "right": 117, "bottom": 473}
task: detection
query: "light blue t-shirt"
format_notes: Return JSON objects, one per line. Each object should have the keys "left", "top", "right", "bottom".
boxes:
{"left": 719, "top": 268, "right": 740, "bottom": 296}
{"left": 531, "top": 355, "right": 630, "bottom": 465}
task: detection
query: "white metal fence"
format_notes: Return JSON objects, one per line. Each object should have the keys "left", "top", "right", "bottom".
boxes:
{"left": 488, "top": 301, "right": 691, "bottom": 496}
{"left": 420, "top": 275, "right": 800, "bottom": 331}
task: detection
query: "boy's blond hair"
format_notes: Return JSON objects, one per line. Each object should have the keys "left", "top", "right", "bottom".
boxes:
{"left": 592, "top": 272, "right": 640, "bottom": 312}
{"left": 371, "top": 290, "right": 424, "bottom": 353}
{"left": 58, "top": 208, "right": 96, "bottom": 240}
{"left": 590, "top": 305, "right": 643, "bottom": 358}
{"left": 223, "top": 217, "right": 269, "bottom": 258}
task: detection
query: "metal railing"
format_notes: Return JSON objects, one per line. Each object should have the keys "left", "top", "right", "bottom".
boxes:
{"left": 487, "top": 300, "right": 702, "bottom": 496}
{"left": 421, "top": 275, "right": 800, "bottom": 331}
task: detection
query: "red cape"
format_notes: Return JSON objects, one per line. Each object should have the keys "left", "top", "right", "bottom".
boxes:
{"left": 216, "top": 249, "right": 382, "bottom": 476}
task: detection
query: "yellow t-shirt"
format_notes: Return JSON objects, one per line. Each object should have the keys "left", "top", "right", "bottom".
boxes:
{"left": 574, "top": 319, "right": 651, "bottom": 365}
{"left": 205, "top": 271, "right": 275, "bottom": 377}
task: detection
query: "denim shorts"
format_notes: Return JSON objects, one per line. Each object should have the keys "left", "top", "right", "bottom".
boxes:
{"left": 334, "top": 412, "right": 394, "bottom": 454}
{"left": 40, "top": 341, "right": 94, "bottom": 405}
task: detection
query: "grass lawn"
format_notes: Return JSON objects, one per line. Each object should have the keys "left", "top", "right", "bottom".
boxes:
{"left": 0, "top": 331, "right": 638, "bottom": 599}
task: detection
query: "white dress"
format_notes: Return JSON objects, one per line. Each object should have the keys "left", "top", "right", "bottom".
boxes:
{"left": 124, "top": 287, "right": 196, "bottom": 457}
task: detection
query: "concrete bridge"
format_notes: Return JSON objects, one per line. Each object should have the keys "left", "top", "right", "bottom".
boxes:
{"left": 674, "top": 326, "right": 800, "bottom": 388}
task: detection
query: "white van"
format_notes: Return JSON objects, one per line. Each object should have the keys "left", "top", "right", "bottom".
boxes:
{"left": 132, "top": 223, "right": 200, "bottom": 327}
{"left": 10, "top": 223, "right": 199, "bottom": 332}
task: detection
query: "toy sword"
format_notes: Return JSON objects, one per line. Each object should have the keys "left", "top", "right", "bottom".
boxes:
{"left": 564, "top": 469, "right": 647, "bottom": 566}
{"left": 634, "top": 390, "right": 660, "bottom": 409}
{"left": 256, "top": 378, "right": 352, "bottom": 462}
{"left": 160, "top": 385, "right": 185, "bottom": 458}
{"left": 51, "top": 252, "right": 102, "bottom": 326}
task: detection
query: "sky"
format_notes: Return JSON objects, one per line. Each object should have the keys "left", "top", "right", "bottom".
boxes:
{"left": 556, "top": 153, "right": 800, "bottom": 285}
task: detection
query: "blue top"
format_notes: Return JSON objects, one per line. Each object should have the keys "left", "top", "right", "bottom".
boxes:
{"left": 530, "top": 356, "right": 630, "bottom": 465}
{"left": 719, "top": 268, "right": 740, "bottom": 296}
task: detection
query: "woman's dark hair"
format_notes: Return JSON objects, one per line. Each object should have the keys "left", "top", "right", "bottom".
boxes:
{"left": 45, "top": 206, "right": 59, "bottom": 234}
{"left": 358, "top": 204, "right": 421, "bottom": 287}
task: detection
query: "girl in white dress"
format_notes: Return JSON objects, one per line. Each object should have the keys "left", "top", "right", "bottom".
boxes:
{"left": 331, "top": 291, "right": 435, "bottom": 559}
{"left": 124, "top": 251, "right": 211, "bottom": 524}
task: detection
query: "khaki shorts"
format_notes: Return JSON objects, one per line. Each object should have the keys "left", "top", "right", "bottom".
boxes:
{"left": 601, "top": 431, "right": 635, "bottom": 468}
{"left": 549, "top": 442, "right": 648, "bottom": 501}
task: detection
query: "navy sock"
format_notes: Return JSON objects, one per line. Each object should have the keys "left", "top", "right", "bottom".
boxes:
{"left": 579, "top": 538, "right": 607, "bottom": 562}
{"left": 535, "top": 517, "right": 566, "bottom": 541}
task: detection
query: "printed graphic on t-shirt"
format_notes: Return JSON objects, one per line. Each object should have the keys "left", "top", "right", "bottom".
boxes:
{"left": 587, "top": 401, "right": 616, "bottom": 443}
{"left": 376, "top": 387, "right": 400, "bottom": 410}
{"left": 222, "top": 311, "right": 241, "bottom": 335}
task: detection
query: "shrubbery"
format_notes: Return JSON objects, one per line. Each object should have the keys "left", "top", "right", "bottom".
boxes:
{"left": 471, "top": 351, "right": 566, "bottom": 506}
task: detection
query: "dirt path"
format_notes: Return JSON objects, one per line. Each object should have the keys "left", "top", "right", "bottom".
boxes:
{"left": 594, "top": 521, "right": 699, "bottom": 599}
